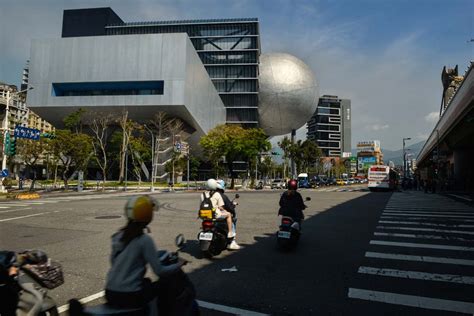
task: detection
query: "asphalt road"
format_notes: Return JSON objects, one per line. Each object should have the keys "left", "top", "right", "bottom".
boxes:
{"left": 1, "top": 187, "right": 473, "bottom": 315}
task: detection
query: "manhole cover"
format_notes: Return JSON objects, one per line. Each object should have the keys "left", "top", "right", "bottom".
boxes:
{"left": 95, "top": 215, "right": 122, "bottom": 219}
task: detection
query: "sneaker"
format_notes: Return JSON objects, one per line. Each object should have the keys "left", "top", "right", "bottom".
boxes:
{"left": 227, "top": 240, "right": 241, "bottom": 250}
{"left": 227, "top": 231, "right": 236, "bottom": 238}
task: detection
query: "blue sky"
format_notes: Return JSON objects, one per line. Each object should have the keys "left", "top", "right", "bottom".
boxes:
{"left": 1, "top": 0, "right": 472, "bottom": 149}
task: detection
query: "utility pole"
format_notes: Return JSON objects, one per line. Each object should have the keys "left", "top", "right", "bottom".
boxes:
{"left": 187, "top": 145, "right": 190, "bottom": 191}
{"left": 402, "top": 137, "right": 411, "bottom": 179}
{"left": 1, "top": 87, "right": 33, "bottom": 193}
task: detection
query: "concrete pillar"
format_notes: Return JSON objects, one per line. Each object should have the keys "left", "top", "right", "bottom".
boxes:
{"left": 454, "top": 149, "right": 474, "bottom": 191}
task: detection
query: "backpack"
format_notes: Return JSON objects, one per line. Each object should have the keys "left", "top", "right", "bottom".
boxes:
{"left": 199, "top": 191, "right": 215, "bottom": 219}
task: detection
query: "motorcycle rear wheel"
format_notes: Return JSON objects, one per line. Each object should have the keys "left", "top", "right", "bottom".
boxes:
{"left": 38, "top": 306, "right": 59, "bottom": 316}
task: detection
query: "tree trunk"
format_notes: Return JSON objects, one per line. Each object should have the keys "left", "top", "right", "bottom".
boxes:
{"left": 229, "top": 160, "right": 235, "bottom": 189}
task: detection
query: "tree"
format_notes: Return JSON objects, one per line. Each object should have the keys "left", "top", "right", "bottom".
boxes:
{"left": 128, "top": 134, "right": 152, "bottom": 186}
{"left": 17, "top": 137, "right": 49, "bottom": 191}
{"left": 49, "top": 130, "right": 93, "bottom": 190}
{"left": 63, "top": 108, "right": 86, "bottom": 134}
{"left": 200, "top": 125, "right": 270, "bottom": 189}
{"left": 88, "top": 113, "right": 114, "bottom": 190}
{"left": 118, "top": 111, "right": 136, "bottom": 184}
{"left": 278, "top": 136, "right": 292, "bottom": 179}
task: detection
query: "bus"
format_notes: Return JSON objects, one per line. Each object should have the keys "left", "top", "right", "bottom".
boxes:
{"left": 368, "top": 165, "right": 398, "bottom": 191}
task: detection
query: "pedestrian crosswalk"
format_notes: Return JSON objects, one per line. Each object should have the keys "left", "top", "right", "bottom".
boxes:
{"left": 348, "top": 192, "right": 474, "bottom": 314}
{"left": 316, "top": 186, "right": 369, "bottom": 193}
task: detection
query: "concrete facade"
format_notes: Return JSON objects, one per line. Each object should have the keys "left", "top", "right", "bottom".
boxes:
{"left": 27, "top": 33, "right": 226, "bottom": 142}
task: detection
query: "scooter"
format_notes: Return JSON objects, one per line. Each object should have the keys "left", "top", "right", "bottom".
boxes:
{"left": 0, "top": 250, "right": 62, "bottom": 316}
{"left": 198, "top": 194, "right": 239, "bottom": 257}
{"left": 70, "top": 234, "right": 197, "bottom": 316}
{"left": 277, "top": 197, "right": 310, "bottom": 250}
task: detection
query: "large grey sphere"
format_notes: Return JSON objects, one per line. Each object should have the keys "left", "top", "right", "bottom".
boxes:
{"left": 258, "top": 53, "right": 319, "bottom": 136}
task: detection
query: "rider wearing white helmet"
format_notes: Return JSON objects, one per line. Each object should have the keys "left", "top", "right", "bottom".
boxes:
{"left": 216, "top": 179, "right": 240, "bottom": 250}
{"left": 201, "top": 179, "right": 235, "bottom": 238}
{"left": 105, "top": 195, "right": 184, "bottom": 308}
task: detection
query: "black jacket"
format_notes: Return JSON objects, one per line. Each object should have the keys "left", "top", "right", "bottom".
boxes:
{"left": 278, "top": 191, "right": 305, "bottom": 221}
{"left": 220, "top": 191, "right": 236, "bottom": 217}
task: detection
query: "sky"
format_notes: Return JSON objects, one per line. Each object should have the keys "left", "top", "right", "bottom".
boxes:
{"left": 0, "top": 0, "right": 472, "bottom": 150}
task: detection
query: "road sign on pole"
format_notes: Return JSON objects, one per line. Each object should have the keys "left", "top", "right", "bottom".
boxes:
{"left": 1, "top": 169, "right": 9, "bottom": 178}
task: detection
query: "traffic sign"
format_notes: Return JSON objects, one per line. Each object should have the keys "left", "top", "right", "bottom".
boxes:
{"left": 14, "top": 125, "right": 40, "bottom": 141}
{"left": 1, "top": 169, "right": 9, "bottom": 177}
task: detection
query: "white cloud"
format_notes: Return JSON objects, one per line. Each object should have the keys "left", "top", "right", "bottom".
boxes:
{"left": 424, "top": 112, "right": 439, "bottom": 123}
{"left": 368, "top": 124, "right": 390, "bottom": 131}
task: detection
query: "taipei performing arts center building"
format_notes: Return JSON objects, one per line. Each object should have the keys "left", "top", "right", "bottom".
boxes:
{"left": 27, "top": 7, "right": 319, "bottom": 147}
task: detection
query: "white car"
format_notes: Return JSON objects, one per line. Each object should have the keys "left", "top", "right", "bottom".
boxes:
{"left": 271, "top": 179, "right": 286, "bottom": 189}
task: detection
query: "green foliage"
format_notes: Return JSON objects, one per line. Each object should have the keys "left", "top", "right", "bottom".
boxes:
{"left": 279, "top": 138, "right": 322, "bottom": 174}
{"left": 17, "top": 137, "right": 49, "bottom": 166}
{"left": 200, "top": 125, "right": 270, "bottom": 187}
{"left": 63, "top": 108, "right": 86, "bottom": 133}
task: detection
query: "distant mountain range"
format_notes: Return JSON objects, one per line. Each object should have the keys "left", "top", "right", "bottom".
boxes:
{"left": 351, "top": 140, "right": 427, "bottom": 166}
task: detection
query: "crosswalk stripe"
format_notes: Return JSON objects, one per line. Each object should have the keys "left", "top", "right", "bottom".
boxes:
{"left": 383, "top": 210, "right": 474, "bottom": 215}
{"left": 0, "top": 204, "right": 30, "bottom": 207}
{"left": 378, "top": 220, "right": 474, "bottom": 228}
{"left": 383, "top": 212, "right": 474, "bottom": 218}
{"left": 365, "top": 252, "right": 474, "bottom": 266}
{"left": 381, "top": 216, "right": 474, "bottom": 222}
{"left": 370, "top": 240, "right": 474, "bottom": 251}
{"left": 373, "top": 232, "right": 471, "bottom": 241}
{"left": 0, "top": 207, "right": 32, "bottom": 214}
{"left": 376, "top": 225, "right": 474, "bottom": 235}
{"left": 0, "top": 212, "right": 48, "bottom": 222}
{"left": 358, "top": 266, "right": 474, "bottom": 285}
{"left": 348, "top": 288, "right": 474, "bottom": 314}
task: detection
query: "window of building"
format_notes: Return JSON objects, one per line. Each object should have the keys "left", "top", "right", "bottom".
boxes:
{"left": 52, "top": 81, "right": 164, "bottom": 96}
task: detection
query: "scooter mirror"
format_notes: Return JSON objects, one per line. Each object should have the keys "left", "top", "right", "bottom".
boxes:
{"left": 305, "top": 197, "right": 311, "bottom": 201}
{"left": 175, "top": 234, "right": 186, "bottom": 248}
{"left": 235, "top": 194, "right": 240, "bottom": 199}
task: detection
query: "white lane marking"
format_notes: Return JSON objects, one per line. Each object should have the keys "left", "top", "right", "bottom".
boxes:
{"left": 0, "top": 204, "right": 30, "bottom": 207}
{"left": 358, "top": 266, "right": 474, "bottom": 285}
{"left": 382, "top": 212, "right": 474, "bottom": 218}
{"left": 57, "top": 291, "right": 269, "bottom": 316}
{"left": 370, "top": 240, "right": 474, "bottom": 251}
{"left": 378, "top": 220, "right": 474, "bottom": 228}
{"left": 376, "top": 225, "right": 474, "bottom": 235}
{"left": 57, "top": 291, "right": 106, "bottom": 314}
{"left": 381, "top": 216, "right": 474, "bottom": 222}
{"left": 449, "top": 194, "right": 473, "bottom": 202}
{"left": 197, "top": 300, "right": 269, "bottom": 316}
{"left": 0, "top": 207, "right": 33, "bottom": 214}
{"left": 373, "top": 232, "right": 471, "bottom": 241}
{"left": 386, "top": 207, "right": 471, "bottom": 211}
{"left": 0, "top": 206, "right": 9, "bottom": 209}
{"left": 348, "top": 288, "right": 474, "bottom": 314}
{"left": 365, "top": 251, "right": 474, "bottom": 266}
{"left": 384, "top": 209, "right": 474, "bottom": 215}
{"left": 0, "top": 212, "right": 48, "bottom": 222}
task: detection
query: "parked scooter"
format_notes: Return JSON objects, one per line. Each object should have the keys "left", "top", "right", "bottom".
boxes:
{"left": 70, "top": 234, "right": 197, "bottom": 316}
{"left": 277, "top": 197, "right": 310, "bottom": 250}
{"left": 198, "top": 194, "right": 239, "bottom": 257}
{"left": 0, "top": 250, "right": 63, "bottom": 316}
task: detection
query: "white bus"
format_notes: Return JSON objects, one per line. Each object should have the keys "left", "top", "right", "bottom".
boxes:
{"left": 368, "top": 165, "right": 398, "bottom": 191}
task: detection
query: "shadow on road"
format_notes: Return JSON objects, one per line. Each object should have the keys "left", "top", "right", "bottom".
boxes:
{"left": 185, "top": 192, "right": 392, "bottom": 315}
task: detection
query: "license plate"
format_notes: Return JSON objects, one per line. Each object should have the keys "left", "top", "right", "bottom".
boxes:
{"left": 278, "top": 231, "right": 291, "bottom": 239}
{"left": 199, "top": 232, "right": 213, "bottom": 241}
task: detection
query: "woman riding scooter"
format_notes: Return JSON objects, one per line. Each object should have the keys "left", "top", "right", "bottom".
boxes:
{"left": 278, "top": 179, "right": 305, "bottom": 223}
{"left": 105, "top": 195, "right": 185, "bottom": 309}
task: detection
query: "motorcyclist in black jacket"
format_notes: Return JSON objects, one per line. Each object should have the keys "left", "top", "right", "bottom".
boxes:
{"left": 278, "top": 179, "right": 305, "bottom": 223}
{"left": 216, "top": 179, "right": 240, "bottom": 250}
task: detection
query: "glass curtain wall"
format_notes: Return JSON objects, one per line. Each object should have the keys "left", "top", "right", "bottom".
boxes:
{"left": 106, "top": 19, "right": 260, "bottom": 125}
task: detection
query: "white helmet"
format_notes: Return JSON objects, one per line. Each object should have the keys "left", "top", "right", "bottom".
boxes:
{"left": 216, "top": 179, "right": 225, "bottom": 190}
{"left": 206, "top": 178, "right": 218, "bottom": 190}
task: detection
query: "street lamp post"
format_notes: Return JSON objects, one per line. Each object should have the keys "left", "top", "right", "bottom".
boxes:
{"left": 402, "top": 137, "right": 411, "bottom": 179}
{"left": 143, "top": 124, "right": 155, "bottom": 192}
{"left": 1, "top": 87, "right": 33, "bottom": 193}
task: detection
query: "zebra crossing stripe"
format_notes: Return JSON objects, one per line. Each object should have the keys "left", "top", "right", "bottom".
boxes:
{"left": 373, "top": 232, "right": 471, "bottom": 241}
{"left": 382, "top": 212, "right": 474, "bottom": 218}
{"left": 348, "top": 288, "right": 474, "bottom": 314}
{"left": 370, "top": 240, "right": 474, "bottom": 251}
{"left": 383, "top": 210, "right": 474, "bottom": 215}
{"left": 376, "top": 225, "right": 474, "bottom": 235}
{"left": 358, "top": 266, "right": 474, "bottom": 285}
{"left": 378, "top": 220, "right": 474, "bottom": 228}
{"left": 365, "top": 252, "right": 474, "bottom": 266}
{"left": 381, "top": 216, "right": 474, "bottom": 222}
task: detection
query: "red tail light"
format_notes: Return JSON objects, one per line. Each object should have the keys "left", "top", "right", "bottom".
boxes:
{"left": 202, "top": 220, "right": 214, "bottom": 230}
{"left": 282, "top": 218, "right": 292, "bottom": 225}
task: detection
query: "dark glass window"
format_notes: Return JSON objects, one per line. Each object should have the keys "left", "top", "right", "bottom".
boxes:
{"left": 199, "top": 51, "right": 258, "bottom": 64}
{"left": 317, "top": 107, "right": 340, "bottom": 115}
{"left": 317, "top": 124, "right": 340, "bottom": 131}
{"left": 52, "top": 81, "right": 164, "bottom": 96}
{"left": 318, "top": 141, "right": 340, "bottom": 148}
{"left": 219, "top": 94, "right": 258, "bottom": 107}
{"left": 213, "top": 79, "right": 257, "bottom": 92}
{"left": 191, "top": 37, "right": 257, "bottom": 51}
{"left": 226, "top": 108, "right": 258, "bottom": 122}
{"left": 206, "top": 66, "right": 257, "bottom": 78}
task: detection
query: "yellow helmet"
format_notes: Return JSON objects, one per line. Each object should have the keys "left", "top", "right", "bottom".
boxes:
{"left": 124, "top": 195, "right": 158, "bottom": 224}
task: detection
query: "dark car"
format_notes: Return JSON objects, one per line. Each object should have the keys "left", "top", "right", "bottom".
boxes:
{"left": 311, "top": 177, "right": 327, "bottom": 187}
{"left": 327, "top": 177, "right": 337, "bottom": 185}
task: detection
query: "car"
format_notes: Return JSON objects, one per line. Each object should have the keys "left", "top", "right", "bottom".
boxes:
{"left": 271, "top": 179, "right": 286, "bottom": 189}
{"left": 310, "top": 177, "right": 326, "bottom": 188}
{"left": 327, "top": 177, "right": 337, "bottom": 185}
{"left": 336, "top": 179, "right": 346, "bottom": 185}
{"left": 348, "top": 178, "right": 356, "bottom": 185}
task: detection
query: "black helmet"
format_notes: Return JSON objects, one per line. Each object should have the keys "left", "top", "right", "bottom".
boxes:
{"left": 288, "top": 179, "right": 298, "bottom": 190}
